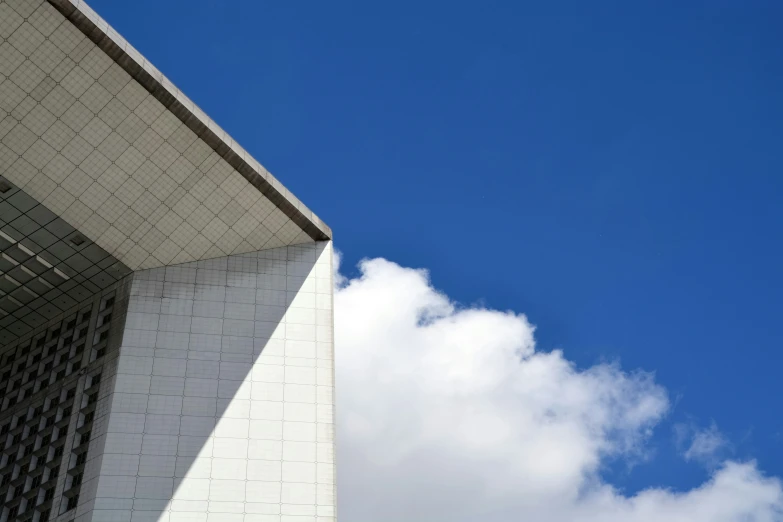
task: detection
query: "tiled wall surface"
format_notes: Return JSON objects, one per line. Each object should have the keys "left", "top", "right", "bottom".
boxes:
{"left": 83, "top": 242, "right": 335, "bottom": 522}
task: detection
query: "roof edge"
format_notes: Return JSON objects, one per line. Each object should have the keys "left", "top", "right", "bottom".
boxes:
{"left": 46, "top": 0, "right": 332, "bottom": 241}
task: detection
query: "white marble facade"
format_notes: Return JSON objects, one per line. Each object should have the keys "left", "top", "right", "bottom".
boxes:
{"left": 81, "top": 242, "right": 335, "bottom": 522}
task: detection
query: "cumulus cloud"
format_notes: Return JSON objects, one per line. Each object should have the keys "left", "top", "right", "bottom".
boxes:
{"left": 334, "top": 257, "right": 783, "bottom": 522}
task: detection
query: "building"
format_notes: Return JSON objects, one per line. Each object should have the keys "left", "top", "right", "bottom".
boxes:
{"left": 0, "top": 0, "right": 336, "bottom": 521}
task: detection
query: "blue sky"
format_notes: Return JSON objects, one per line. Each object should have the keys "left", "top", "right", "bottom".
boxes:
{"left": 92, "top": 0, "right": 783, "bottom": 503}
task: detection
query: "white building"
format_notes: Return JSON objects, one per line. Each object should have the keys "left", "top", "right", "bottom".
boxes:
{"left": 0, "top": 1, "right": 336, "bottom": 520}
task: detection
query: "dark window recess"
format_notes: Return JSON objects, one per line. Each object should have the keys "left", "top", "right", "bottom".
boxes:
{"left": 6, "top": 452, "right": 15, "bottom": 465}
{"left": 91, "top": 374, "right": 101, "bottom": 387}
{"left": 67, "top": 320, "right": 76, "bottom": 330}
{"left": 82, "top": 412, "right": 93, "bottom": 425}
{"left": 70, "top": 362, "right": 80, "bottom": 373}
{"left": 1, "top": 473, "right": 9, "bottom": 486}
{"left": 104, "top": 297, "right": 114, "bottom": 308}
{"left": 53, "top": 446, "right": 63, "bottom": 458}
{"left": 96, "top": 348, "right": 106, "bottom": 359}
{"left": 41, "top": 435, "right": 50, "bottom": 447}
{"left": 71, "top": 473, "right": 82, "bottom": 487}
{"left": 12, "top": 485, "right": 21, "bottom": 498}
{"left": 40, "top": 508, "right": 51, "bottom": 521}
{"left": 65, "top": 389, "right": 75, "bottom": 400}
{"left": 87, "top": 393, "right": 97, "bottom": 406}
{"left": 49, "top": 329, "right": 59, "bottom": 339}
{"left": 0, "top": 424, "right": 8, "bottom": 435}
{"left": 27, "top": 370, "right": 36, "bottom": 381}
{"left": 2, "top": 371, "right": 9, "bottom": 381}
{"left": 99, "top": 331, "right": 108, "bottom": 342}
{"left": 13, "top": 433, "right": 21, "bottom": 444}
{"left": 28, "top": 424, "right": 38, "bottom": 436}
{"left": 30, "top": 475, "right": 41, "bottom": 489}
{"left": 33, "top": 406, "right": 42, "bottom": 418}
{"left": 56, "top": 371, "right": 64, "bottom": 381}
{"left": 32, "top": 354, "right": 41, "bottom": 364}
{"left": 8, "top": 396, "right": 17, "bottom": 407}
{"left": 23, "top": 445, "right": 33, "bottom": 457}
{"left": 18, "top": 389, "right": 25, "bottom": 401}
{"left": 66, "top": 494, "right": 79, "bottom": 510}
{"left": 36, "top": 338, "right": 45, "bottom": 348}
{"left": 13, "top": 380, "right": 21, "bottom": 390}
{"left": 74, "top": 344, "right": 84, "bottom": 355}
{"left": 61, "top": 407, "right": 71, "bottom": 419}
{"left": 75, "top": 452, "right": 86, "bottom": 466}
{"left": 44, "top": 362, "right": 52, "bottom": 372}
{"left": 79, "top": 328, "right": 88, "bottom": 338}
{"left": 7, "top": 505, "right": 18, "bottom": 518}
{"left": 62, "top": 336, "right": 72, "bottom": 346}
{"left": 50, "top": 397, "right": 59, "bottom": 408}
{"left": 45, "top": 417, "right": 54, "bottom": 428}
{"left": 44, "top": 488, "right": 54, "bottom": 501}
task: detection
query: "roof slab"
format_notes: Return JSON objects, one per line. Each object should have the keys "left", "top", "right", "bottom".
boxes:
{"left": 0, "top": 0, "right": 331, "bottom": 278}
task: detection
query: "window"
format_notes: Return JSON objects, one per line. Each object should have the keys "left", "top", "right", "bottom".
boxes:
{"left": 104, "top": 297, "right": 114, "bottom": 308}
{"left": 80, "top": 431, "right": 90, "bottom": 445}
{"left": 30, "top": 475, "right": 41, "bottom": 489}
{"left": 91, "top": 374, "right": 101, "bottom": 387}
{"left": 53, "top": 446, "right": 63, "bottom": 458}
{"left": 65, "top": 389, "right": 75, "bottom": 400}
{"left": 1, "top": 473, "right": 10, "bottom": 486}
{"left": 67, "top": 320, "right": 76, "bottom": 331}
{"left": 71, "top": 473, "right": 82, "bottom": 487}
{"left": 8, "top": 505, "right": 18, "bottom": 518}
{"left": 39, "top": 508, "right": 50, "bottom": 521}
{"left": 24, "top": 445, "right": 33, "bottom": 457}
{"left": 96, "top": 348, "right": 106, "bottom": 359}
{"left": 66, "top": 494, "right": 79, "bottom": 511}
{"left": 1, "top": 423, "right": 9, "bottom": 435}
{"left": 36, "top": 338, "right": 44, "bottom": 348}
{"left": 44, "top": 488, "right": 54, "bottom": 501}
{"left": 49, "top": 330, "right": 59, "bottom": 340}
{"left": 70, "top": 362, "right": 80, "bottom": 373}
{"left": 82, "top": 412, "right": 93, "bottom": 425}
{"left": 75, "top": 452, "right": 86, "bottom": 466}
{"left": 32, "top": 354, "right": 40, "bottom": 364}
{"left": 55, "top": 371, "right": 64, "bottom": 382}
{"left": 61, "top": 407, "right": 71, "bottom": 419}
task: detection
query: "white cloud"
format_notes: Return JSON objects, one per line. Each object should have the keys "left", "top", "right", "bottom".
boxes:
{"left": 334, "top": 257, "right": 783, "bottom": 522}
{"left": 676, "top": 421, "right": 730, "bottom": 467}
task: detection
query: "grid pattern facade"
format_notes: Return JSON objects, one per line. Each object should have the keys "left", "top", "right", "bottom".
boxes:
{"left": 0, "top": 177, "right": 131, "bottom": 346}
{"left": 0, "top": 0, "right": 324, "bottom": 275}
{"left": 85, "top": 243, "right": 335, "bottom": 522}
{"left": 0, "top": 280, "right": 129, "bottom": 522}
{"left": 1, "top": 1, "right": 337, "bottom": 521}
